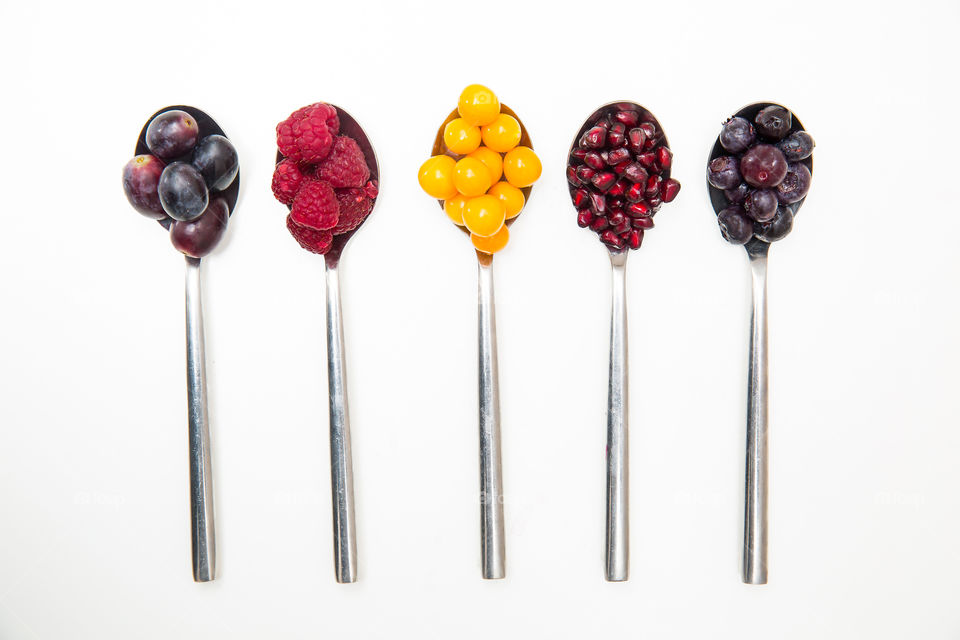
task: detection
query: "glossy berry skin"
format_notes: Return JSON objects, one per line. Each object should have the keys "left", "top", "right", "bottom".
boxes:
{"left": 418, "top": 155, "right": 458, "bottom": 199}
{"left": 458, "top": 84, "right": 500, "bottom": 126}
{"left": 122, "top": 154, "right": 166, "bottom": 219}
{"left": 488, "top": 181, "right": 525, "bottom": 219}
{"left": 453, "top": 157, "right": 492, "bottom": 197}
{"left": 743, "top": 189, "right": 778, "bottom": 222}
{"left": 717, "top": 206, "right": 754, "bottom": 244}
{"left": 776, "top": 162, "right": 812, "bottom": 204}
{"left": 468, "top": 147, "right": 503, "bottom": 183}
{"left": 720, "top": 116, "right": 756, "bottom": 153}
{"left": 707, "top": 156, "right": 741, "bottom": 190}
{"left": 462, "top": 195, "right": 506, "bottom": 237}
{"left": 158, "top": 162, "right": 209, "bottom": 221}
{"left": 724, "top": 182, "right": 749, "bottom": 204}
{"left": 192, "top": 135, "right": 238, "bottom": 191}
{"left": 778, "top": 131, "right": 815, "bottom": 161}
{"left": 146, "top": 110, "right": 199, "bottom": 159}
{"left": 444, "top": 118, "right": 482, "bottom": 154}
{"left": 472, "top": 225, "right": 509, "bottom": 254}
{"left": 481, "top": 114, "right": 521, "bottom": 152}
{"left": 754, "top": 206, "right": 794, "bottom": 242}
{"left": 170, "top": 197, "right": 229, "bottom": 257}
{"left": 740, "top": 145, "right": 787, "bottom": 188}
{"left": 502, "top": 146, "right": 541, "bottom": 188}
{"left": 754, "top": 105, "right": 792, "bottom": 141}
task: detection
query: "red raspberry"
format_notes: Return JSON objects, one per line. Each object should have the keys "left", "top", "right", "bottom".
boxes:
{"left": 286, "top": 214, "right": 333, "bottom": 255}
{"left": 271, "top": 159, "right": 304, "bottom": 205}
{"left": 316, "top": 136, "right": 370, "bottom": 188}
{"left": 363, "top": 180, "right": 379, "bottom": 199}
{"left": 276, "top": 103, "right": 340, "bottom": 163}
{"left": 332, "top": 188, "right": 373, "bottom": 234}
{"left": 290, "top": 179, "right": 339, "bottom": 230}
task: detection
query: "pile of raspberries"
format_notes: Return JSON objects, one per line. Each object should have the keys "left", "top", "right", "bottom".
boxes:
{"left": 272, "top": 103, "right": 378, "bottom": 254}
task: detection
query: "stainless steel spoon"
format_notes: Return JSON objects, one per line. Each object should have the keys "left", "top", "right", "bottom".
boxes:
{"left": 567, "top": 102, "right": 673, "bottom": 582}
{"left": 277, "top": 106, "right": 379, "bottom": 583}
{"left": 135, "top": 106, "right": 241, "bottom": 582}
{"left": 431, "top": 105, "right": 533, "bottom": 580}
{"left": 707, "top": 102, "right": 813, "bottom": 585}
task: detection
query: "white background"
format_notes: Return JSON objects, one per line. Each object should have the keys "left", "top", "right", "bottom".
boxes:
{"left": 0, "top": 0, "right": 958, "bottom": 637}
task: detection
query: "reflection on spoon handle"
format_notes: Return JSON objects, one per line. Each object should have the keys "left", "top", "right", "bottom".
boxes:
{"left": 325, "top": 261, "right": 358, "bottom": 584}
{"left": 185, "top": 257, "right": 216, "bottom": 582}
{"left": 743, "top": 250, "right": 769, "bottom": 585}
{"left": 605, "top": 250, "right": 629, "bottom": 582}
{"left": 477, "top": 257, "right": 505, "bottom": 580}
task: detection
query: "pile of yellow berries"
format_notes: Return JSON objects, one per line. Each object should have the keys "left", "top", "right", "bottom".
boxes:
{"left": 418, "top": 84, "right": 542, "bottom": 254}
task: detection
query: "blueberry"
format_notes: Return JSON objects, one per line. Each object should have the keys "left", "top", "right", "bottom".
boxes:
{"left": 754, "top": 206, "right": 794, "bottom": 242}
{"left": 192, "top": 135, "right": 239, "bottom": 191}
{"left": 158, "top": 162, "right": 209, "bottom": 221}
{"left": 146, "top": 110, "right": 199, "bottom": 159}
{"left": 743, "top": 189, "right": 778, "bottom": 222}
{"left": 754, "top": 106, "right": 792, "bottom": 141}
{"left": 776, "top": 162, "right": 812, "bottom": 204}
{"left": 720, "top": 117, "right": 756, "bottom": 154}
{"left": 717, "top": 206, "right": 754, "bottom": 244}
{"left": 724, "top": 182, "right": 750, "bottom": 204}
{"left": 170, "top": 198, "right": 229, "bottom": 257}
{"left": 740, "top": 145, "right": 788, "bottom": 188}
{"left": 707, "top": 156, "right": 741, "bottom": 190}
{"left": 777, "top": 131, "right": 815, "bottom": 161}
{"left": 122, "top": 154, "right": 167, "bottom": 219}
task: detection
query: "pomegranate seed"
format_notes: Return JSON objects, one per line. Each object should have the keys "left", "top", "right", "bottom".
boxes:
{"left": 570, "top": 148, "right": 588, "bottom": 160}
{"left": 576, "top": 166, "right": 596, "bottom": 183}
{"left": 608, "top": 197, "right": 625, "bottom": 210}
{"left": 657, "top": 146, "right": 673, "bottom": 170}
{"left": 647, "top": 195, "right": 662, "bottom": 212}
{"left": 613, "top": 221, "right": 631, "bottom": 234}
{"left": 623, "top": 163, "right": 648, "bottom": 184}
{"left": 625, "top": 229, "right": 643, "bottom": 249}
{"left": 645, "top": 175, "right": 662, "bottom": 197}
{"left": 606, "top": 148, "right": 631, "bottom": 165}
{"left": 643, "top": 135, "right": 658, "bottom": 151}
{"left": 613, "top": 161, "right": 630, "bottom": 175}
{"left": 573, "top": 188, "right": 590, "bottom": 208}
{"left": 608, "top": 123, "right": 626, "bottom": 147}
{"left": 584, "top": 152, "right": 605, "bottom": 170}
{"left": 577, "top": 209, "right": 594, "bottom": 228}
{"left": 581, "top": 126, "right": 606, "bottom": 149}
{"left": 626, "top": 182, "right": 645, "bottom": 203}
{"left": 607, "top": 180, "right": 626, "bottom": 198}
{"left": 638, "top": 122, "right": 657, "bottom": 140}
{"left": 615, "top": 110, "right": 640, "bottom": 127}
{"left": 600, "top": 230, "right": 624, "bottom": 248}
{"left": 627, "top": 128, "right": 646, "bottom": 153}
{"left": 631, "top": 216, "right": 654, "bottom": 230}
{"left": 661, "top": 178, "right": 681, "bottom": 202}
{"left": 626, "top": 201, "right": 651, "bottom": 218}
{"left": 592, "top": 171, "right": 617, "bottom": 192}
{"left": 636, "top": 151, "right": 658, "bottom": 171}
{"left": 609, "top": 210, "right": 627, "bottom": 228}
{"left": 595, "top": 117, "right": 612, "bottom": 129}
{"left": 566, "top": 166, "right": 581, "bottom": 186}
{"left": 590, "top": 216, "right": 610, "bottom": 232}
{"left": 589, "top": 191, "right": 606, "bottom": 215}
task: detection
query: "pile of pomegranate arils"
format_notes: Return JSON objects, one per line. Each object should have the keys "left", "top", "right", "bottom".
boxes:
{"left": 567, "top": 105, "right": 680, "bottom": 251}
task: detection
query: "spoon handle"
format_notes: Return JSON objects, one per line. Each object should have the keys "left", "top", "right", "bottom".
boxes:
{"left": 743, "top": 250, "right": 769, "bottom": 584}
{"left": 184, "top": 257, "right": 216, "bottom": 582}
{"left": 324, "top": 261, "right": 358, "bottom": 583}
{"left": 477, "top": 257, "right": 505, "bottom": 579}
{"left": 605, "top": 251, "right": 629, "bottom": 582}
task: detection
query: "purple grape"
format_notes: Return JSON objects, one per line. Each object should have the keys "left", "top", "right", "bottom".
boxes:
{"left": 122, "top": 154, "right": 166, "bottom": 219}
{"left": 719, "top": 117, "right": 756, "bottom": 153}
{"left": 776, "top": 162, "right": 812, "bottom": 204}
{"left": 146, "top": 110, "right": 199, "bottom": 159}
{"left": 158, "top": 162, "right": 209, "bottom": 221}
{"left": 707, "top": 156, "right": 741, "bottom": 190}
{"left": 170, "top": 198, "right": 229, "bottom": 258}
{"left": 740, "top": 145, "right": 788, "bottom": 188}
{"left": 192, "top": 135, "right": 239, "bottom": 191}
{"left": 754, "top": 105, "right": 792, "bottom": 141}
{"left": 777, "top": 131, "right": 815, "bottom": 161}
{"left": 743, "top": 189, "right": 778, "bottom": 222}
{"left": 724, "top": 182, "right": 750, "bottom": 204}
{"left": 754, "top": 206, "right": 794, "bottom": 242}
{"left": 717, "top": 206, "right": 753, "bottom": 244}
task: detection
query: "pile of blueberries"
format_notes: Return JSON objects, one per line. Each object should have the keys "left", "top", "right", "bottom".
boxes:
{"left": 122, "top": 109, "right": 239, "bottom": 257}
{"left": 707, "top": 105, "right": 814, "bottom": 244}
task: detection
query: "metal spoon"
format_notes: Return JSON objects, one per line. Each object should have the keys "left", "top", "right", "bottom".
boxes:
{"left": 135, "top": 105, "right": 241, "bottom": 582}
{"left": 431, "top": 106, "right": 533, "bottom": 580}
{"left": 277, "top": 106, "right": 379, "bottom": 583}
{"left": 706, "top": 102, "right": 813, "bottom": 585}
{"left": 566, "top": 102, "right": 674, "bottom": 582}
